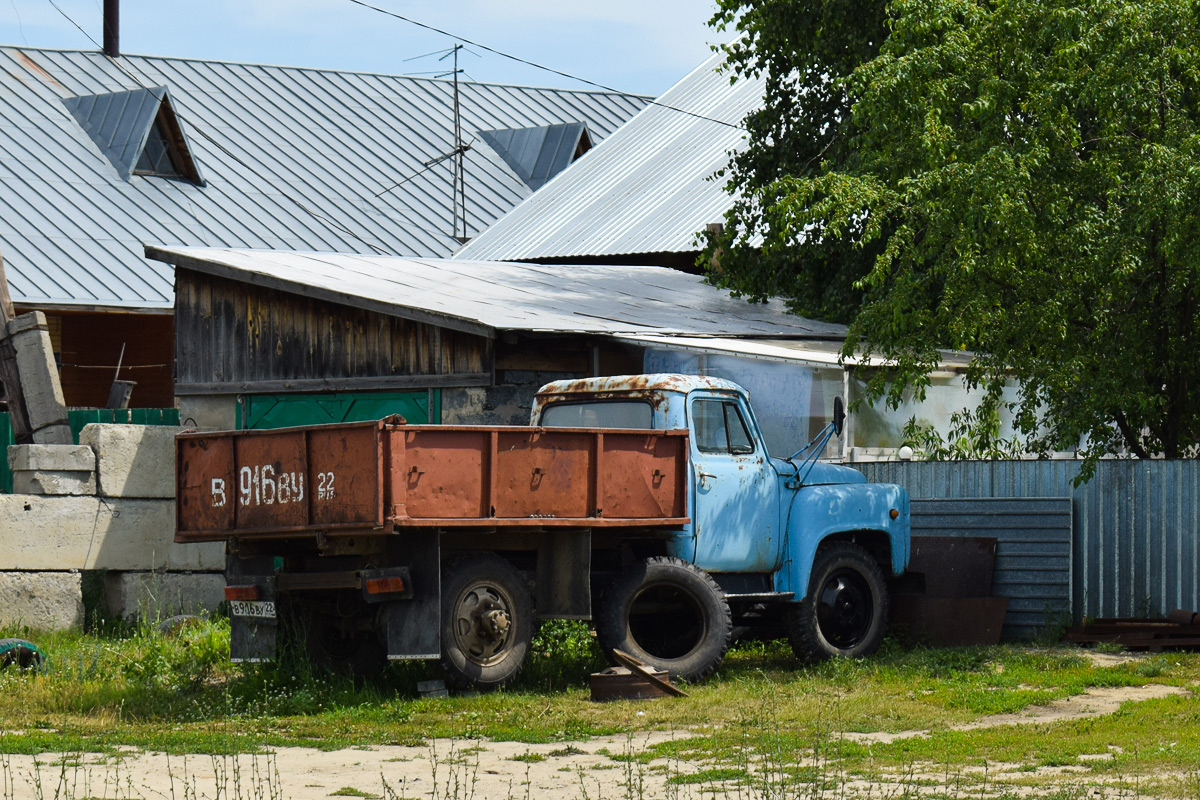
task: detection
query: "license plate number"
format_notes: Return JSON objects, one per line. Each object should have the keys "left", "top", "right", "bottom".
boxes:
{"left": 230, "top": 600, "right": 276, "bottom": 619}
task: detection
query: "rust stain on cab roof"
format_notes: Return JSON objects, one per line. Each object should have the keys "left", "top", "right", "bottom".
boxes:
{"left": 536, "top": 373, "right": 742, "bottom": 398}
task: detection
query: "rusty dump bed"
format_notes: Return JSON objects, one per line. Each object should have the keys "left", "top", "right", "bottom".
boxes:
{"left": 176, "top": 419, "right": 690, "bottom": 542}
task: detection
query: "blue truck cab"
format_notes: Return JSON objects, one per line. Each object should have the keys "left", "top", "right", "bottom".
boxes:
{"left": 533, "top": 373, "right": 910, "bottom": 679}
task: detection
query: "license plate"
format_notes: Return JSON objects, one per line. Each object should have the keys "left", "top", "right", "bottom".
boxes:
{"left": 230, "top": 600, "right": 276, "bottom": 619}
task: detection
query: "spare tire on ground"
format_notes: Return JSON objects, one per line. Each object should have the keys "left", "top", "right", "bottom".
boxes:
{"left": 596, "top": 556, "right": 731, "bottom": 683}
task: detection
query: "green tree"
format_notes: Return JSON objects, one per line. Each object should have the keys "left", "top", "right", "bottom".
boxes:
{"left": 706, "top": 0, "right": 1200, "bottom": 470}
{"left": 706, "top": 0, "right": 889, "bottom": 323}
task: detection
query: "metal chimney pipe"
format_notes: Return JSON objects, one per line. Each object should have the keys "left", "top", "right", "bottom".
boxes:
{"left": 103, "top": 0, "right": 119, "bottom": 58}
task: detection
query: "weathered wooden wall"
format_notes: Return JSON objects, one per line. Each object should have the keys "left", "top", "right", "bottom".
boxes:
{"left": 175, "top": 269, "right": 493, "bottom": 393}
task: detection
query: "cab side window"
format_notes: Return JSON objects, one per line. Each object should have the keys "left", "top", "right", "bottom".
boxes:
{"left": 693, "top": 399, "right": 755, "bottom": 455}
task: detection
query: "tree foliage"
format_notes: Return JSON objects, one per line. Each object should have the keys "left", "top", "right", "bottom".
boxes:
{"left": 706, "top": 0, "right": 1200, "bottom": 467}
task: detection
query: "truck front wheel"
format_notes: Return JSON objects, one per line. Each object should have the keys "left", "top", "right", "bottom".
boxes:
{"left": 787, "top": 542, "right": 888, "bottom": 662}
{"left": 596, "top": 556, "right": 732, "bottom": 683}
{"left": 440, "top": 554, "right": 533, "bottom": 691}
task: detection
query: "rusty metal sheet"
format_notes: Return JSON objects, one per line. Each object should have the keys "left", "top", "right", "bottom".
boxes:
{"left": 906, "top": 536, "right": 998, "bottom": 597}
{"left": 891, "top": 596, "right": 1010, "bottom": 646}
{"left": 596, "top": 432, "right": 687, "bottom": 519}
{"left": 176, "top": 434, "right": 235, "bottom": 540}
{"left": 179, "top": 421, "right": 691, "bottom": 539}
{"left": 231, "top": 430, "right": 312, "bottom": 531}
{"left": 177, "top": 421, "right": 384, "bottom": 539}
{"left": 494, "top": 429, "right": 594, "bottom": 519}
{"left": 399, "top": 428, "right": 491, "bottom": 519}
{"left": 308, "top": 425, "right": 383, "bottom": 526}
{"left": 393, "top": 425, "right": 689, "bottom": 525}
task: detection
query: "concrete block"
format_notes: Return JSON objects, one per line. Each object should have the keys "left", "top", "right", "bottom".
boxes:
{"left": 0, "top": 571, "right": 84, "bottom": 631}
{"left": 79, "top": 424, "right": 186, "bottom": 498}
{"left": 0, "top": 495, "right": 224, "bottom": 571}
{"left": 101, "top": 571, "right": 225, "bottom": 621}
{"left": 7, "top": 311, "right": 71, "bottom": 445}
{"left": 9, "top": 444, "right": 96, "bottom": 472}
{"left": 13, "top": 470, "right": 96, "bottom": 496}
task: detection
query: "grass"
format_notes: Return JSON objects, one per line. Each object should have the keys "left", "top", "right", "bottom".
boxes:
{"left": 1, "top": 615, "right": 1199, "bottom": 797}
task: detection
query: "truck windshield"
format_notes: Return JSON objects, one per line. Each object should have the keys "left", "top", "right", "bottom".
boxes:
{"left": 540, "top": 401, "right": 653, "bottom": 429}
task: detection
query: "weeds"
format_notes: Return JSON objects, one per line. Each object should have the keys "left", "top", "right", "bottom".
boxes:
{"left": 0, "top": 617, "right": 1198, "bottom": 798}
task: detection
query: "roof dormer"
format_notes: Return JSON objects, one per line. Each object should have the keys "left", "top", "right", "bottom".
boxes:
{"left": 64, "top": 85, "right": 203, "bottom": 184}
{"left": 478, "top": 121, "right": 592, "bottom": 191}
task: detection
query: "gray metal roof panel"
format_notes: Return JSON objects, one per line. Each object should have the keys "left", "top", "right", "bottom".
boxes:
{"left": 0, "top": 46, "right": 649, "bottom": 309}
{"left": 455, "top": 46, "right": 765, "bottom": 262}
{"left": 147, "top": 245, "right": 846, "bottom": 339}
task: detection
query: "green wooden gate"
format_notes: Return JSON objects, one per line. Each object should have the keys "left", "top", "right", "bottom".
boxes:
{"left": 236, "top": 390, "right": 440, "bottom": 430}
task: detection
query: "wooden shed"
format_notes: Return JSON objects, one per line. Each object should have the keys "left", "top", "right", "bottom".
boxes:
{"left": 152, "top": 245, "right": 843, "bottom": 432}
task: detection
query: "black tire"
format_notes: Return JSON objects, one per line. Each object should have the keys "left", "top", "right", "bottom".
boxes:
{"left": 596, "top": 556, "right": 731, "bottom": 682}
{"left": 304, "top": 607, "right": 387, "bottom": 679}
{"left": 440, "top": 554, "right": 533, "bottom": 691}
{"left": 786, "top": 541, "right": 888, "bottom": 662}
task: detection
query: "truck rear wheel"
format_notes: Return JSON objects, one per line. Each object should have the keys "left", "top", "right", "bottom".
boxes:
{"left": 786, "top": 542, "right": 887, "bottom": 662}
{"left": 440, "top": 554, "right": 533, "bottom": 691}
{"left": 596, "top": 556, "right": 731, "bottom": 683}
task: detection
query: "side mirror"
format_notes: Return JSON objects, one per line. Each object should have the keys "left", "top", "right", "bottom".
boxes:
{"left": 832, "top": 396, "right": 845, "bottom": 438}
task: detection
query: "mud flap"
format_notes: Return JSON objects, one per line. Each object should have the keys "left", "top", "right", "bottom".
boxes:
{"left": 384, "top": 531, "right": 441, "bottom": 659}
{"left": 226, "top": 554, "right": 278, "bottom": 663}
{"left": 537, "top": 528, "right": 591, "bottom": 618}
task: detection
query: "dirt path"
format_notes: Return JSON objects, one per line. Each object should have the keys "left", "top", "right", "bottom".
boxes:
{"left": 0, "top": 683, "right": 1189, "bottom": 800}
{"left": 844, "top": 683, "right": 1189, "bottom": 744}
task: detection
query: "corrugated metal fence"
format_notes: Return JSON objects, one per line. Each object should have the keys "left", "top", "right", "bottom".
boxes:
{"left": 910, "top": 498, "right": 1072, "bottom": 639}
{"left": 860, "top": 460, "right": 1200, "bottom": 623}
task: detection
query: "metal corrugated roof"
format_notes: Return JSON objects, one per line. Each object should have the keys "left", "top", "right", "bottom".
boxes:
{"left": 0, "top": 47, "right": 648, "bottom": 309}
{"left": 454, "top": 46, "right": 764, "bottom": 262}
{"left": 146, "top": 245, "right": 847, "bottom": 339}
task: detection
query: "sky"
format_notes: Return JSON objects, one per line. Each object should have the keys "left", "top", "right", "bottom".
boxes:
{"left": 0, "top": 0, "right": 728, "bottom": 97}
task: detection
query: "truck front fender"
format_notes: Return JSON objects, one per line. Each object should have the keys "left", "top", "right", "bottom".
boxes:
{"left": 775, "top": 483, "right": 910, "bottom": 599}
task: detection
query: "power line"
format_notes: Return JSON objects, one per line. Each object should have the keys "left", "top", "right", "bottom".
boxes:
{"left": 345, "top": 0, "right": 746, "bottom": 131}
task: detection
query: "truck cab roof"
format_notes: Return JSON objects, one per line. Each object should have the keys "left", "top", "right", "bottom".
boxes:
{"left": 535, "top": 373, "right": 744, "bottom": 399}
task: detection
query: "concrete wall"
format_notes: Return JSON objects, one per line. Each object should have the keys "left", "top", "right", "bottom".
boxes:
{"left": 0, "top": 571, "right": 84, "bottom": 630}
{"left": 177, "top": 395, "right": 238, "bottom": 432}
{"left": 4, "top": 423, "right": 223, "bottom": 629}
{"left": 0, "top": 494, "right": 221, "bottom": 571}
{"left": 101, "top": 571, "right": 225, "bottom": 620}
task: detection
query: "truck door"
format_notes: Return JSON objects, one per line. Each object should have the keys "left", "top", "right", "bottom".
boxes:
{"left": 687, "top": 394, "right": 779, "bottom": 572}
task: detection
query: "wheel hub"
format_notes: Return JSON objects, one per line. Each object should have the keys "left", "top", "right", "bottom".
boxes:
{"left": 452, "top": 585, "right": 513, "bottom": 665}
{"left": 483, "top": 607, "right": 511, "bottom": 637}
{"left": 817, "top": 570, "right": 872, "bottom": 648}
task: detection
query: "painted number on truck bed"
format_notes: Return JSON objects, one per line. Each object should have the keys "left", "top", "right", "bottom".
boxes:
{"left": 207, "top": 467, "right": 316, "bottom": 508}
{"left": 208, "top": 467, "right": 337, "bottom": 508}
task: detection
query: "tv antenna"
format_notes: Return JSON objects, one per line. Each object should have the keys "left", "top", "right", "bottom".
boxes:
{"left": 441, "top": 45, "right": 469, "bottom": 242}
{"left": 402, "top": 45, "right": 480, "bottom": 243}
